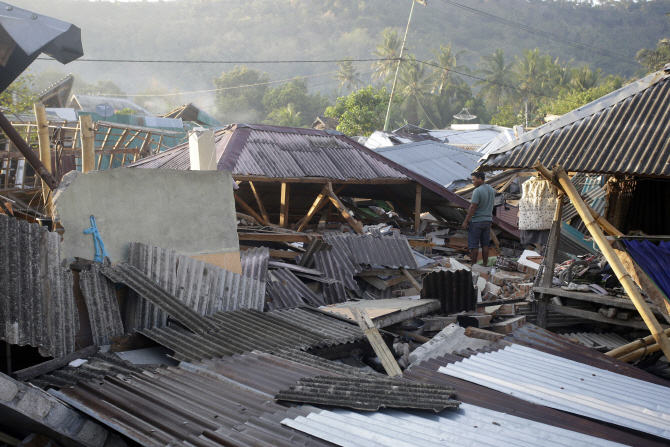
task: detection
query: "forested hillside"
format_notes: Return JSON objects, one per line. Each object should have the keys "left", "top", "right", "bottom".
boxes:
{"left": 16, "top": 0, "right": 670, "bottom": 127}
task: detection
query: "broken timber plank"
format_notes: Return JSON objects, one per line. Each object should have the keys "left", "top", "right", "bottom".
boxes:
{"left": 238, "top": 233, "right": 316, "bottom": 243}
{"left": 234, "top": 194, "right": 270, "bottom": 226}
{"left": 13, "top": 345, "right": 99, "bottom": 382}
{"left": 534, "top": 286, "right": 666, "bottom": 316}
{"left": 401, "top": 268, "right": 422, "bottom": 292}
{"left": 351, "top": 308, "right": 402, "bottom": 377}
{"left": 326, "top": 182, "right": 364, "bottom": 234}
{"left": 249, "top": 181, "right": 270, "bottom": 224}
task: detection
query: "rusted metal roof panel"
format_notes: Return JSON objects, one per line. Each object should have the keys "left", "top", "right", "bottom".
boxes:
{"left": 53, "top": 364, "right": 329, "bottom": 447}
{"left": 79, "top": 263, "right": 124, "bottom": 346}
{"left": 481, "top": 68, "right": 670, "bottom": 176}
{"left": 0, "top": 215, "right": 78, "bottom": 358}
{"left": 276, "top": 376, "right": 458, "bottom": 411}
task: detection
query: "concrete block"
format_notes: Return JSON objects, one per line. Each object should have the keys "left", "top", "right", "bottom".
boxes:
{"left": 17, "top": 392, "right": 52, "bottom": 420}
{"left": 0, "top": 376, "right": 18, "bottom": 402}
{"left": 53, "top": 169, "right": 239, "bottom": 265}
{"left": 423, "top": 316, "right": 458, "bottom": 332}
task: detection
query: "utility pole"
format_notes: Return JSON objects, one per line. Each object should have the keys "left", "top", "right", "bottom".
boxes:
{"left": 383, "top": 0, "right": 426, "bottom": 132}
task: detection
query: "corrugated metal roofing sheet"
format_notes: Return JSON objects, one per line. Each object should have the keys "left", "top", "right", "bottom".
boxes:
{"left": 53, "top": 363, "right": 330, "bottom": 447}
{"left": 276, "top": 376, "right": 459, "bottom": 411}
{"left": 313, "top": 250, "right": 359, "bottom": 304}
{"left": 282, "top": 403, "right": 626, "bottom": 447}
{"left": 438, "top": 344, "right": 670, "bottom": 440}
{"left": 559, "top": 332, "right": 629, "bottom": 351}
{"left": 29, "top": 351, "right": 147, "bottom": 390}
{"left": 421, "top": 270, "right": 477, "bottom": 314}
{"left": 266, "top": 269, "right": 326, "bottom": 310}
{"left": 240, "top": 246, "right": 270, "bottom": 283}
{"left": 100, "top": 260, "right": 218, "bottom": 334}
{"left": 141, "top": 308, "right": 366, "bottom": 362}
{"left": 322, "top": 231, "right": 419, "bottom": 269}
{"left": 371, "top": 141, "right": 480, "bottom": 189}
{"left": 79, "top": 263, "right": 124, "bottom": 346}
{"left": 563, "top": 186, "right": 607, "bottom": 222}
{"left": 124, "top": 243, "right": 265, "bottom": 332}
{"left": 271, "top": 308, "right": 363, "bottom": 342}
{"left": 0, "top": 215, "right": 78, "bottom": 358}
{"left": 481, "top": 67, "right": 670, "bottom": 176}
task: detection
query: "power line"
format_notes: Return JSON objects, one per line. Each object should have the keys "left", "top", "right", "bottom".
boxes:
{"left": 36, "top": 57, "right": 399, "bottom": 64}
{"left": 437, "top": 0, "right": 638, "bottom": 65}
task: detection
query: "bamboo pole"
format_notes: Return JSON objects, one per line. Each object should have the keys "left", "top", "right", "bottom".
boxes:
{"left": 79, "top": 115, "right": 95, "bottom": 173}
{"left": 534, "top": 161, "right": 670, "bottom": 360}
{"left": 34, "top": 103, "right": 52, "bottom": 217}
{"left": 606, "top": 328, "right": 670, "bottom": 359}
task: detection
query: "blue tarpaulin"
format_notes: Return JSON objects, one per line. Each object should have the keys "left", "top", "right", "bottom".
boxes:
{"left": 623, "top": 239, "right": 670, "bottom": 303}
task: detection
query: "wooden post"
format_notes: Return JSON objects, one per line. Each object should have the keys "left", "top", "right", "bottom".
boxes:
{"left": 326, "top": 182, "right": 364, "bottom": 234}
{"left": 414, "top": 183, "right": 422, "bottom": 234}
{"left": 34, "top": 103, "right": 52, "bottom": 217}
{"left": 534, "top": 161, "right": 670, "bottom": 359}
{"left": 280, "top": 182, "right": 290, "bottom": 228}
{"left": 79, "top": 114, "right": 95, "bottom": 173}
{"left": 380, "top": 186, "right": 415, "bottom": 221}
{"left": 401, "top": 267, "right": 422, "bottom": 292}
{"left": 249, "top": 181, "right": 270, "bottom": 224}
{"left": 318, "top": 205, "right": 330, "bottom": 232}
{"left": 351, "top": 308, "right": 402, "bottom": 377}
{"left": 536, "top": 197, "right": 564, "bottom": 329}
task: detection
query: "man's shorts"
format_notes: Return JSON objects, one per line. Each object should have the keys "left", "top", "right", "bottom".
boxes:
{"left": 468, "top": 221, "right": 491, "bottom": 249}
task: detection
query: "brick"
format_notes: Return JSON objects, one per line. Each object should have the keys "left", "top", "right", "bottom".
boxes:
{"left": 490, "top": 315, "right": 527, "bottom": 334}
{"left": 464, "top": 326, "right": 504, "bottom": 342}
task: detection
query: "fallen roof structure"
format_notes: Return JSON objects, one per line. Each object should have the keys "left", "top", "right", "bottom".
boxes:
{"left": 125, "top": 123, "right": 519, "bottom": 236}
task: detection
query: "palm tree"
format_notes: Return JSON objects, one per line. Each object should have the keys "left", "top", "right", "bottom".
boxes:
{"left": 636, "top": 38, "right": 670, "bottom": 74}
{"left": 474, "top": 48, "right": 515, "bottom": 110}
{"left": 571, "top": 65, "right": 602, "bottom": 92}
{"left": 371, "top": 29, "right": 403, "bottom": 82}
{"left": 266, "top": 103, "right": 303, "bottom": 127}
{"left": 513, "top": 48, "right": 551, "bottom": 114}
{"left": 431, "top": 43, "right": 469, "bottom": 96}
{"left": 396, "top": 55, "right": 436, "bottom": 126}
{"left": 335, "top": 58, "right": 364, "bottom": 92}
{"left": 547, "top": 57, "right": 573, "bottom": 95}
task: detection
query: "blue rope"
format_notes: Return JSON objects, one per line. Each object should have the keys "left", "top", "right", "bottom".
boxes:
{"left": 83, "top": 215, "right": 109, "bottom": 263}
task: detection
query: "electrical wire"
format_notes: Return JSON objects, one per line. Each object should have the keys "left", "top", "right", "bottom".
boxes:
{"left": 437, "top": 0, "right": 638, "bottom": 65}
{"left": 36, "top": 57, "right": 399, "bottom": 64}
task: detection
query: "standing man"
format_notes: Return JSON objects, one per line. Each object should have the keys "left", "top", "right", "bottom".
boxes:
{"left": 461, "top": 172, "right": 495, "bottom": 266}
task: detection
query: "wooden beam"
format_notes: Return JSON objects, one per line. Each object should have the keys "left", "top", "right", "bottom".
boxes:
{"left": 326, "top": 182, "right": 364, "bottom": 234}
{"left": 79, "top": 114, "right": 95, "bottom": 173}
{"left": 546, "top": 304, "right": 669, "bottom": 330}
{"left": 33, "top": 103, "right": 51, "bottom": 217}
{"left": 401, "top": 267, "right": 422, "bottom": 292}
{"left": 238, "top": 233, "right": 316, "bottom": 243}
{"left": 535, "top": 161, "right": 670, "bottom": 359}
{"left": 536, "top": 198, "right": 563, "bottom": 329}
{"left": 380, "top": 185, "right": 415, "bottom": 221}
{"left": 297, "top": 186, "right": 329, "bottom": 232}
{"left": 533, "top": 287, "right": 666, "bottom": 316}
{"left": 351, "top": 308, "right": 402, "bottom": 377}
{"left": 496, "top": 172, "right": 519, "bottom": 193}
{"left": 233, "top": 175, "right": 412, "bottom": 185}
{"left": 234, "top": 193, "right": 269, "bottom": 226}
{"left": 414, "top": 183, "right": 422, "bottom": 234}
{"left": 280, "top": 182, "right": 290, "bottom": 228}
{"left": 249, "top": 181, "right": 270, "bottom": 224}
{"left": 318, "top": 205, "right": 330, "bottom": 232}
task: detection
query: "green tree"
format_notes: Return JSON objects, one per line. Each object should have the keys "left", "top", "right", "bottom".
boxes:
{"left": 263, "top": 103, "right": 304, "bottom": 127}
{"left": 114, "top": 108, "right": 137, "bottom": 116}
{"left": 1, "top": 74, "right": 36, "bottom": 117}
{"left": 636, "top": 38, "right": 670, "bottom": 74}
{"left": 490, "top": 105, "right": 523, "bottom": 128}
{"left": 371, "top": 28, "right": 402, "bottom": 82}
{"left": 547, "top": 57, "right": 573, "bottom": 95}
{"left": 513, "top": 48, "right": 551, "bottom": 116}
{"left": 539, "top": 77, "right": 622, "bottom": 117}
{"left": 324, "top": 85, "right": 397, "bottom": 136}
{"left": 474, "top": 48, "right": 515, "bottom": 110}
{"left": 213, "top": 65, "right": 269, "bottom": 123}
{"left": 262, "top": 78, "right": 330, "bottom": 123}
{"left": 571, "top": 65, "right": 602, "bottom": 91}
{"left": 335, "top": 58, "right": 364, "bottom": 92}
{"left": 396, "top": 56, "right": 435, "bottom": 126}
{"left": 431, "top": 43, "right": 469, "bottom": 97}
